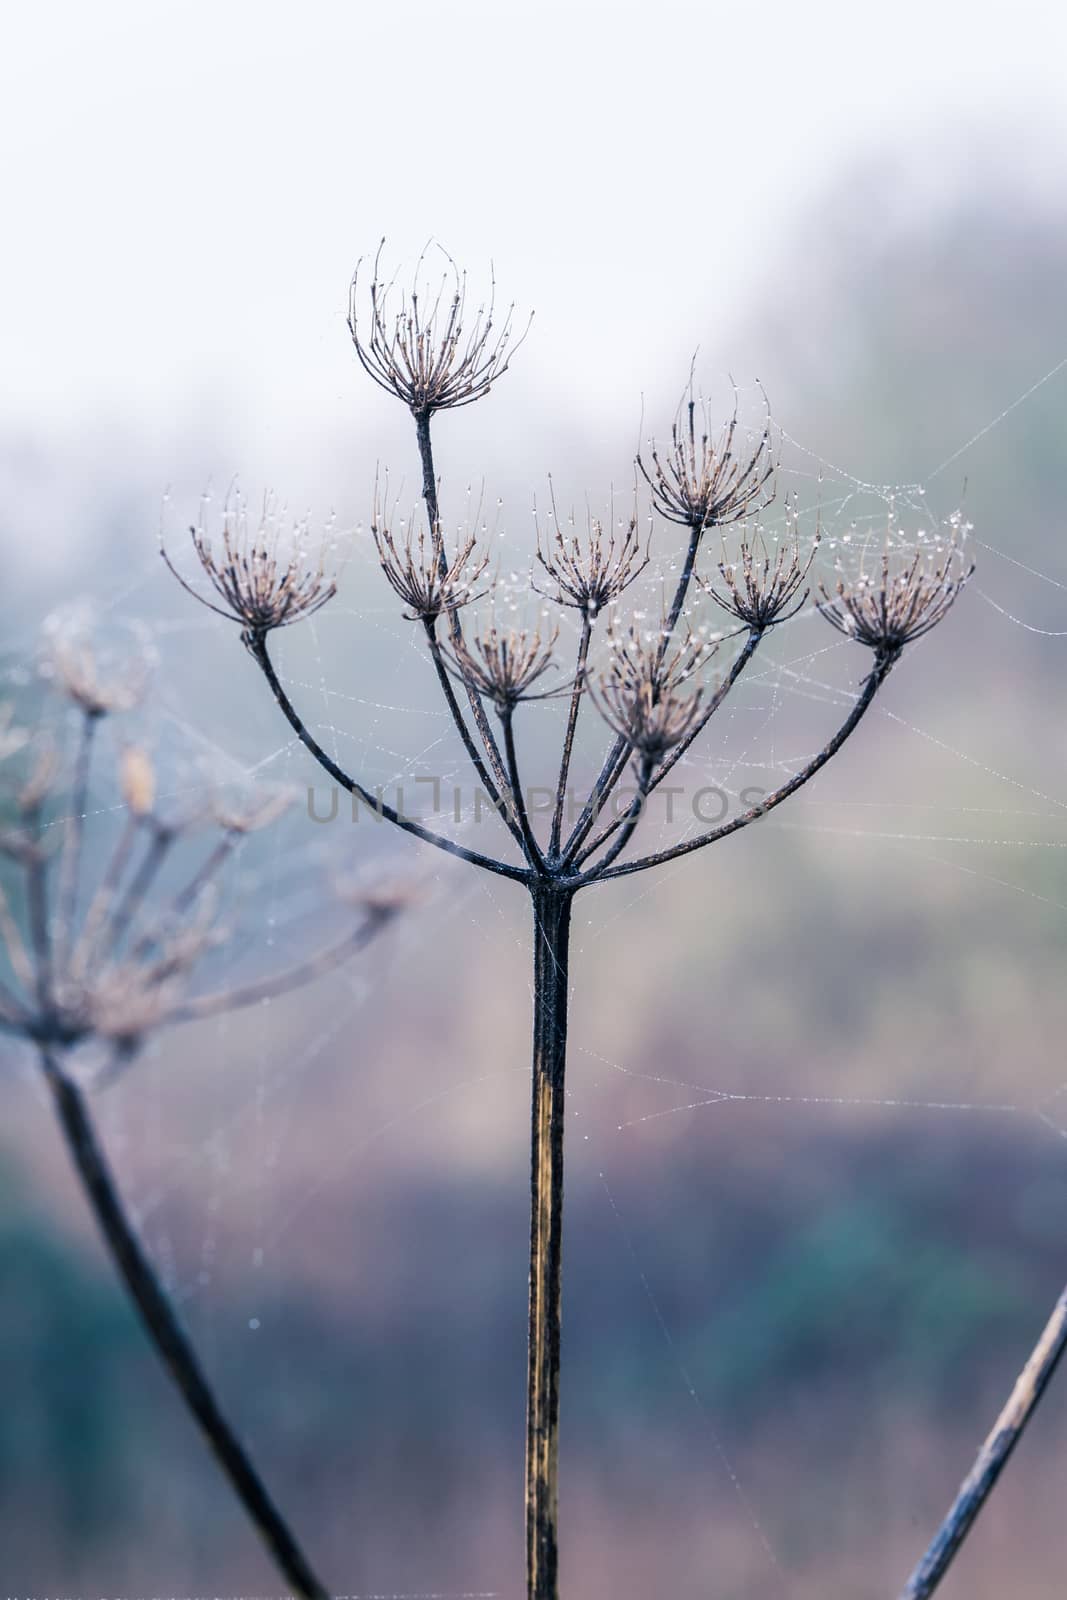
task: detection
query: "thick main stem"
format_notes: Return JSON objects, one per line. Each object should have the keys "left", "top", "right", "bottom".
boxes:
{"left": 39, "top": 1050, "right": 330, "bottom": 1600}
{"left": 527, "top": 886, "right": 573, "bottom": 1600}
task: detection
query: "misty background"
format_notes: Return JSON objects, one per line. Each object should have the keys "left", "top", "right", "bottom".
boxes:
{"left": 3, "top": 3, "right": 1067, "bottom": 1597}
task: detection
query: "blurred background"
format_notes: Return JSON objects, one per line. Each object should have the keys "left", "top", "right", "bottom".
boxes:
{"left": 3, "top": 2, "right": 1067, "bottom": 1596}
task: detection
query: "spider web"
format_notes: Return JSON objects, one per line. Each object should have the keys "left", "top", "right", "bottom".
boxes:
{"left": 3, "top": 349, "right": 1067, "bottom": 1599}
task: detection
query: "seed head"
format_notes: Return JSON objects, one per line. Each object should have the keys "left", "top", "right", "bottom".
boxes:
{"left": 817, "top": 514, "right": 974, "bottom": 659}
{"left": 44, "top": 618, "right": 149, "bottom": 716}
{"left": 445, "top": 624, "right": 560, "bottom": 715}
{"left": 349, "top": 241, "right": 530, "bottom": 416}
{"left": 591, "top": 621, "right": 716, "bottom": 759}
{"left": 639, "top": 383, "right": 775, "bottom": 535}
{"left": 373, "top": 498, "right": 488, "bottom": 624}
{"left": 211, "top": 784, "right": 296, "bottom": 835}
{"left": 534, "top": 496, "right": 649, "bottom": 619}
{"left": 698, "top": 501, "right": 818, "bottom": 630}
{"left": 162, "top": 497, "right": 338, "bottom": 646}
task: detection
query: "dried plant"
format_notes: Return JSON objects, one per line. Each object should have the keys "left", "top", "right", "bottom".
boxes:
{"left": 591, "top": 620, "right": 712, "bottom": 759}
{"left": 817, "top": 513, "right": 975, "bottom": 657}
{"left": 168, "top": 248, "right": 984, "bottom": 1600}
{"left": 534, "top": 494, "right": 649, "bottom": 619}
{"left": 372, "top": 499, "right": 488, "bottom": 622}
{"left": 0, "top": 631, "right": 404, "bottom": 1600}
{"left": 161, "top": 495, "right": 338, "bottom": 647}
{"left": 348, "top": 239, "right": 530, "bottom": 417}
{"left": 637, "top": 381, "right": 776, "bottom": 535}
{"left": 697, "top": 497, "right": 819, "bottom": 629}
{"left": 445, "top": 623, "right": 562, "bottom": 713}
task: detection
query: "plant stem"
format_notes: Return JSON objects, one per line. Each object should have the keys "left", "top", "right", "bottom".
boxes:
{"left": 899, "top": 1284, "right": 1067, "bottom": 1600}
{"left": 414, "top": 407, "right": 511, "bottom": 798}
{"left": 549, "top": 617, "right": 592, "bottom": 859}
{"left": 527, "top": 885, "right": 573, "bottom": 1600}
{"left": 38, "top": 1048, "right": 330, "bottom": 1600}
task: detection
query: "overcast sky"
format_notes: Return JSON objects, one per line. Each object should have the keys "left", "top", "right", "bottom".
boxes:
{"left": 3, "top": 0, "right": 1066, "bottom": 455}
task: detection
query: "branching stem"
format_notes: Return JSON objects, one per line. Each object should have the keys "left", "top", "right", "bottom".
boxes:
{"left": 250, "top": 634, "right": 528, "bottom": 884}
{"left": 582, "top": 653, "right": 893, "bottom": 884}
{"left": 424, "top": 620, "right": 524, "bottom": 849}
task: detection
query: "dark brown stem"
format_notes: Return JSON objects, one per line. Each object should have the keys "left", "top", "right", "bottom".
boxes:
{"left": 583, "top": 652, "right": 893, "bottom": 884}
{"left": 415, "top": 408, "right": 511, "bottom": 798}
{"left": 899, "top": 1286, "right": 1067, "bottom": 1600}
{"left": 549, "top": 617, "right": 592, "bottom": 858}
{"left": 662, "top": 522, "right": 705, "bottom": 640}
{"left": 503, "top": 709, "right": 546, "bottom": 872}
{"left": 250, "top": 633, "right": 528, "bottom": 884}
{"left": 583, "top": 756, "right": 653, "bottom": 875}
{"left": 527, "top": 885, "right": 573, "bottom": 1600}
{"left": 423, "top": 620, "right": 524, "bottom": 848}
{"left": 38, "top": 1048, "right": 330, "bottom": 1600}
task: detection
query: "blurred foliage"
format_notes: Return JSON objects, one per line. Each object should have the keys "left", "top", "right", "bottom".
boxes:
{"left": 0, "top": 1155, "right": 143, "bottom": 1551}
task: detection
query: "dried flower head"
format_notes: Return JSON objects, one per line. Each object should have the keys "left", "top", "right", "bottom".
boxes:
{"left": 446, "top": 624, "right": 560, "bottom": 714}
{"left": 342, "top": 878, "right": 423, "bottom": 926}
{"left": 698, "top": 501, "right": 818, "bottom": 630}
{"left": 639, "top": 385, "right": 775, "bottom": 534}
{"left": 817, "top": 514, "right": 974, "bottom": 658}
{"left": 534, "top": 496, "right": 649, "bottom": 619}
{"left": 162, "top": 498, "right": 338, "bottom": 644}
{"left": 372, "top": 501, "right": 489, "bottom": 623}
{"left": 591, "top": 621, "right": 715, "bottom": 758}
{"left": 0, "top": 665, "right": 401, "bottom": 1058}
{"left": 44, "top": 619, "right": 149, "bottom": 716}
{"left": 63, "top": 915, "right": 220, "bottom": 1050}
{"left": 210, "top": 783, "right": 296, "bottom": 835}
{"left": 349, "top": 241, "right": 530, "bottom": 416}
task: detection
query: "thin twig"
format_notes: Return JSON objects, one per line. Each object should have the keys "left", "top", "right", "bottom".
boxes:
{"left": 424, "top": 620, "right": 524, "bottom": 848}
{"left": 900, "top": 1286, "right": 1067, "bottom": 1600}
{"left": 163, "top": 913, "right": 389, "bottom": 1025}
{"left": 579, "top": 654, "right": 893, "bottom": 884}
{"left": 251, "top": 633, "right": 528, "bottom": 884}
{"left": 549, "top": 616, "right": 592, "bottom": 858}
{"left": 415, "top": 409, "right": 513, "bottom": 798}
{"left": 502, "top": 709, "right": 546, "bottom": 873}
{"left": 561, "top": 524, "right": 704, "bottom": 864}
